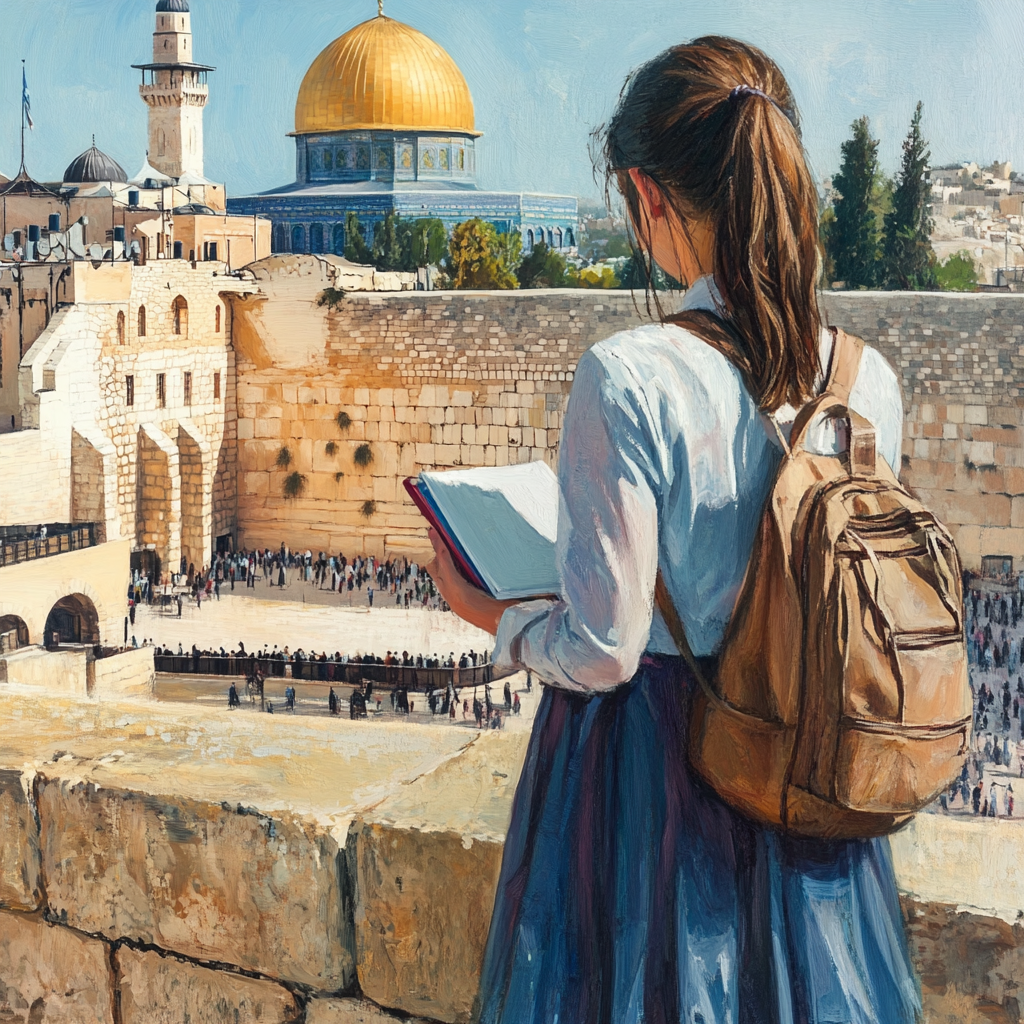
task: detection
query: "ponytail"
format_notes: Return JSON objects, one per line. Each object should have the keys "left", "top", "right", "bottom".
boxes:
{"left": 601, "top": 36, "right": 823, "bottom": 411}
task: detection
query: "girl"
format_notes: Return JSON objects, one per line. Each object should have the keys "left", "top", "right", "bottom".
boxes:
{"left": 427, "top": 36, "right": 919, "bottom": 1024}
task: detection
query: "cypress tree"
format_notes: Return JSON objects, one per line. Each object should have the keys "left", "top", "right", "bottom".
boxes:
{"left": 830, "top": 117, "right": 882, "bottom": 288}
{"left": 343, "top": 212, "right": 372, "bottom": 265}
{"left": 882, "top": 102, "right": 936, "bottom": 289}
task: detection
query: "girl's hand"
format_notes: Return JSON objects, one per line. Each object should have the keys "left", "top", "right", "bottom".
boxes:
{"left": 425, "top": 529, "right": 520, "bottom": 635}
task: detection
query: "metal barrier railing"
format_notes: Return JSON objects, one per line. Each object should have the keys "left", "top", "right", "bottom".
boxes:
{"left": 0, "top": 524, "right": 97, "bottom": 567}
{"left": 154, "top": 655, "right": 497, "bottom": 687}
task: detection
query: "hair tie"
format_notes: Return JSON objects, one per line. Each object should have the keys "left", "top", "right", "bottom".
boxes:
{"left": 729, "top": 83, "right": 796, "bottom": 126}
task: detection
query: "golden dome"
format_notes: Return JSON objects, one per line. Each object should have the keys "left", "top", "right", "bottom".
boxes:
{"left": 294, "top": 15, "right": 479, "bottom": 137}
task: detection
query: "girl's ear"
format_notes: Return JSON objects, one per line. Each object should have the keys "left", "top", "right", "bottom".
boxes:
{"left": 628, "top": 168, "right": 664, "bottom": 219}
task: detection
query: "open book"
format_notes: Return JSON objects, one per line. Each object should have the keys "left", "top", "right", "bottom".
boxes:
{"left": 404, "top": 461, "right": 561, "bottom": 600}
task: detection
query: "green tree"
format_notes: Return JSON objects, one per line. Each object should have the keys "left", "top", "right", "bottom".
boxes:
{"left": 829, "top": 117, "right": 883, "bottom": 288}
{"left": 934, "top": 250, "right": 978, "bottom": 292}
{"left": 399, "top": 217, "right": 447, "bottom": 271}
{"left": 442, "top": 219, "right": 518, "bottom": 289}
{"left": 344, "top": 212, "right": 371, "bottom": 265}
{"left": 517, "top": 242, "right": 570, "bottom": 288}
{"left": 494, "top": 229, "right": 524, "bottom": 279}
{"left": 882, "top": 102, "right": 937, "bottom": 289}
{"left": 372, "top": 211, "right": 403, "bottom": 271}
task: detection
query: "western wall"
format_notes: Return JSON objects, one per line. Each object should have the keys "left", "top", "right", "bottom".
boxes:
{"left": 229, "top": 256, "right": 1024, "bottom": 572}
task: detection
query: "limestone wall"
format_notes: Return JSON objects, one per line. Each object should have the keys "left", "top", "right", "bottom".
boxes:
{"left": 822, "top": 291, "right": 1024, "bottom": 569}
{"left": 230, "top": 279, "right": 644, "bottom": 555}
{"left": 232, "top": 281, "right": 1024, "bottom": 569}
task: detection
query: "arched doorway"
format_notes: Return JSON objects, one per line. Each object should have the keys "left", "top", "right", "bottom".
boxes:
{"left": 44, "top": 595, "right": 99, "bottom": 647}
{"left": 0, "top": 615, "right": 29, "bottom": 652}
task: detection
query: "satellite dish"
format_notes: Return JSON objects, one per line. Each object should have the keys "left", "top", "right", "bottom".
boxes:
{"left": 36, "top": 240, "right": 50, "bottom": 257}
{"left": 51, "top": 243, "right": 66, "bottom": 261}
{"left": 88, "top": 243, "right": 104, "bottom": 259}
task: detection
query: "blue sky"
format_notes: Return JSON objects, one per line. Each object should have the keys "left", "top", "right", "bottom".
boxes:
{"left": 0, "top": 0, "right": 1020, "bottom": 202}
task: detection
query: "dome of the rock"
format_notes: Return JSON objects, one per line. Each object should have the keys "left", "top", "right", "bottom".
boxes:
{"left": 294, "top": 14, "right": 478, "bottom": 136}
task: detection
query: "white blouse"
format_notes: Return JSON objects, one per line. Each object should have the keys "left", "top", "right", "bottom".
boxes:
{"left": 492, "top": 276, "right": 904, "bottom": 693}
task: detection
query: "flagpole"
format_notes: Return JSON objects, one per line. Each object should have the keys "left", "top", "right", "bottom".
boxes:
{"left": 20, "top": 60, "right": 26, "bottom": 174}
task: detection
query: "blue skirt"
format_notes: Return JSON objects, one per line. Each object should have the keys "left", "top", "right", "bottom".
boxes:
{"left": 477, "top": 655, "right": 921, "bottom": 1024}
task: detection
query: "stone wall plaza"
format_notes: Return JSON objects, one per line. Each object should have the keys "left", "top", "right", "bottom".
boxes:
{"left": 229, "top": 266, "right": 1024, "bottom": 570}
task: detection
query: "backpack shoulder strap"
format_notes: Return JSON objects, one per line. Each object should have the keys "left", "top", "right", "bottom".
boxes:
{"left": 789, "top": 328, "right": 867, "bottom": 456}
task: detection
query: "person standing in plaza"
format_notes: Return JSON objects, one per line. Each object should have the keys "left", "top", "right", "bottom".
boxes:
{"left": 427, "top": 36, "right": 917, "bottom": 1022}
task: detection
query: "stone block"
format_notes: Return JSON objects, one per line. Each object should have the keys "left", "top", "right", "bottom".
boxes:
{"left": 36, "top": 778, "right": 354, "bottom": 991}
{"left": 306, "top": 997, "right": 426, "bottom": 1023}
{"left": 115, "top": 947, "right": 300, "bottom": 1024}
{"left": 0, "top": 910, "right": 113, "bottom": 1023}
{"left": 0, "top": 771, "right": 41, "bottom": 912}
{"left": 350, "top": 732, "right": 528, "bottom": 1024}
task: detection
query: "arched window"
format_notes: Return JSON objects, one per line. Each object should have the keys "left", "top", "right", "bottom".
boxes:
{"left": 526, "top": 229, "right": 535, "bottom": 249}
{"left": 332, "top": 223, "right": 345, "bottom": 255}
{"left": 547, "top": 229, "right": 554, "bottom": 247}
{"left": 310, "top": 223, "right": 325, "bottom": 253}
{"left": 214, "top": 305, "right": 221, "bottom": 333}
{"left": 172, "top": 295, "right": 188, "bottom": 337}
{"left": 138, "top": 305, "right": 147, "bottom": 337}
{"left": 566, "top": 228, "right": 576, "bottom": 248}
{"left": 272, "top": 223, "right": 288, "bottom": 253}
{"left": 555, "top": 228, "right": 563, "bottom": 249}
{"left": 116, "top": 310, "right": 125, "bottom": 346}
{"left": 291, "top": 224, "right": 306, "bottom": 254}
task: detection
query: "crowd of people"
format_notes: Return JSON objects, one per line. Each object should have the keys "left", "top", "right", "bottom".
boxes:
{"left": 213, "top": 648, "right": 526, "bottom": 727}
{"left": 937, "top": 574, "right": 1024, "bottom": 818}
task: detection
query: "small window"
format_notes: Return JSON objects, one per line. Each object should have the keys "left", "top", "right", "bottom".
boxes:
{"left": 214, "top": 372, "right": 221, "bottom": 400}
{"left": 214, "top": 305, "right": 221, "bottom": 333}
{"left": 116, "top": 310, "right": 125, "bottom": 346}
{"left": 138, "top": 305, "right": 147, "bottom": 337}
{"left": 183, "top": 371, "right": 192, "bottom": 406}
{"left": 157, "top": 373, "right": 166, "bottom": 408}
{"left": 208, "top": 241, "right": 218, "bottom": 261}
{"left": 126, "top": 375, "right": 134, "bottom": 407}
{"left": 173, "top": 240, "right": 183, "bottom": 259}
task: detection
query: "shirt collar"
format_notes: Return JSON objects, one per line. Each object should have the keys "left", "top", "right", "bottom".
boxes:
{"left": 678, "top": 275, "right": 724, "bottom": 315}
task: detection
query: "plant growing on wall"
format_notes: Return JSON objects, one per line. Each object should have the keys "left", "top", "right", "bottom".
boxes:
{"left": 354, "top": 443, "right": 374, "bottom": 468}
{"left": 316, "top": 287, "right": 346, "bottom": 311}
{"left": 360, "top": 500, "right": 376, "bottom": 518}
{"left": 276, "top": 446, "right": 292, "bottom": 468}
{"left": 335, "top": 471, "right": 345, "bottom": 482}
{"left": 325, "top": 440, "right": 337, "bottom": 456}
{"left": 283, "top": 472, "right": 307, "bottom": 498}
{"left": 336, "top": 411, "right": 352, "bottom": 431}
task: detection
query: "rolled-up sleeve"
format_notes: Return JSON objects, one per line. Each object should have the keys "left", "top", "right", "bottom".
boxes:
{"left": 492, "top": 347, "right": 662, "bottom": 693}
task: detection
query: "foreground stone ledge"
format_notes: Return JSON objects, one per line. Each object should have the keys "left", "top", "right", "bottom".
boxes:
{"left": 351, "top": 732, "right": 529, "bottom": 1024}
{"left": 116, "top": 946, "right": 301, "bottom": 1024}
{"left": 903, "top": 898, "right": 1024, "bottom": 1024}
{"left": 36, "top": 775, "right": 355, "bottom": 991}
{"left": 0, "top": 909, "right": 114, "bottom": 1024}
{"left": 0, "top": 770, "right": 41, "bottom": 912}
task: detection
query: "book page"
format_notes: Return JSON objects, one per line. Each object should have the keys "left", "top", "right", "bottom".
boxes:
{"left": 420, "top": 462, "right": 560, "bottom": 600}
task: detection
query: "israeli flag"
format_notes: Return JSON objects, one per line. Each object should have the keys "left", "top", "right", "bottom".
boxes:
{"left": 22, "top": 66, "right": 33, "bottom": 130}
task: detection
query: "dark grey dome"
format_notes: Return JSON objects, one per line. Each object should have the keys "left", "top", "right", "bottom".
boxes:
{"left": 63, "top": 143, "right": 127, "bottom": 184}
{"left": 156, "top": 0, "right": 190, "bottom": 11}
{"left": 172, "top": 203, "right": 217, "bottom": 215}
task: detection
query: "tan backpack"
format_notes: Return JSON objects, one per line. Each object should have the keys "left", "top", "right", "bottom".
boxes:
{"left": 657, "top": 312, "right": 972, "bottom": 839}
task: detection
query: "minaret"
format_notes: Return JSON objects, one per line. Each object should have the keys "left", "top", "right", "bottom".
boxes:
{"left": 134, "top": 0, "right": 213, "bottom": 179}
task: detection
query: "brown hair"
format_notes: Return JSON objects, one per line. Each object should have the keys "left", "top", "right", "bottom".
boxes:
{"left": 600, "top": 36, "right": 822, "bottom": 411}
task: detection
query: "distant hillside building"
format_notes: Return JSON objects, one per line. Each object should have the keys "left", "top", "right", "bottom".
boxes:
{"left": 227, "top": 8, "right": 577, "bottom": 256}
